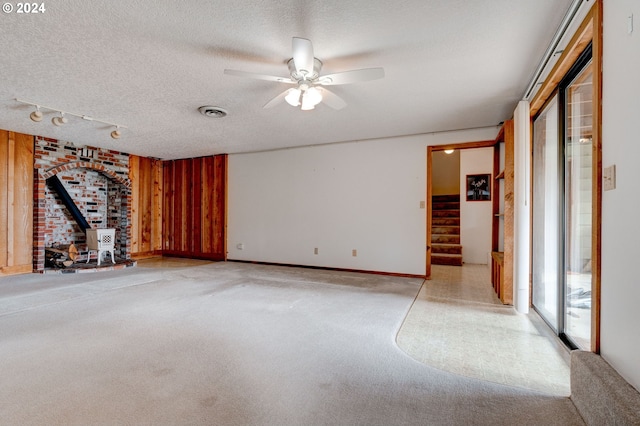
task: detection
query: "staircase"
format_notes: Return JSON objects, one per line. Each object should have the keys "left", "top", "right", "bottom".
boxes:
{"left": 431, "top": 194, "right": 463, "bottom": 266}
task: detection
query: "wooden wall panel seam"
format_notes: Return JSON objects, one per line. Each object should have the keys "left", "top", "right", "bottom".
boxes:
{"left": 0, "top": 130, "right": 34, "bottom": 274}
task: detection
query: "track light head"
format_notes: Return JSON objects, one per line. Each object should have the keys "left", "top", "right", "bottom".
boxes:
{"left": 30, "top": 107, "right": 43, "bottom": 122}
{"left": 110, "top": 127, "right": 121, "bottom": 139}
{"left": 52, "top": 113, "right": 67, "bottom": 126}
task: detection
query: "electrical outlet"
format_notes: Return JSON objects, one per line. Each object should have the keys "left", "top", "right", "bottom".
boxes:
{"left": 236, "top": 243, "right": 244, "bottom": 250}
{"left": 603, "top": 165, "right": 616, "bottom": 191}
{"left": 314, "top": 247, "right": 319, "bottom": 255}
{"left": 352, "top": 249, "right": 357, "bottom": 257}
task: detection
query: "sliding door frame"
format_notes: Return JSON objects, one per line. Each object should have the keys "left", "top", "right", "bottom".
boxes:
{"left": 530, "top": 0, "right": 602, "bottom": 352}
{"left": 560, "top": 43, "right": 594, "bottom": 349}
{"left": 531, "top": 93, "right": 562, "bottom": 333}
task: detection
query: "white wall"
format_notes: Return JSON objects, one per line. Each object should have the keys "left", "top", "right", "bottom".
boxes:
{"left": 225, "top": 0, "right": 640, "bottom": 394}
{"left": 600, "top": 0, "right": 640, "bottom": 391}
{"left": 459, "top": 148, "right": 493, "bottom": 264}
{"left": 432, "top": 150, "right": 460, "bottom": 196}
{"left": 228, "top": 128, "right": 497, "bottom": 276}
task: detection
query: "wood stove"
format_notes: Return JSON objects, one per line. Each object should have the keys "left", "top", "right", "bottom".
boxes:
{"left": 86, "top": 228, "right": 116, "bottom": 266}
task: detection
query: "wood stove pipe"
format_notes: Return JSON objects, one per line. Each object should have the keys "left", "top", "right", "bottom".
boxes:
{"left": 46, "top": 175, "right": 92, "bottom": 233}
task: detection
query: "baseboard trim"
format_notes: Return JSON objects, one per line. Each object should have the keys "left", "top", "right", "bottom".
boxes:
{"left": 159, "top": 251, "right": 225, "bottom": 261}
{"left": 0, "top": 264, "right": 33, "bottom": 276}
{"left": 227, "top": 259, "right": 426, "bottom": 280}
{"left": 130, "top": 251, "right": 163, "bottom": 260}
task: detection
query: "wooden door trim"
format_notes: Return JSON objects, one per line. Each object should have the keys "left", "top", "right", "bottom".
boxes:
{"left": 426, "top": 139, "right": 497, "bottom": 278}
{"left": 426, "top": 147, "right": 433, "bottom": 279}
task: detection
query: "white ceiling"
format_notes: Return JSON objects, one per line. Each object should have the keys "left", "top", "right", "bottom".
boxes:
{"left": 1, "top": 0, "right": 573, "bottom": 159}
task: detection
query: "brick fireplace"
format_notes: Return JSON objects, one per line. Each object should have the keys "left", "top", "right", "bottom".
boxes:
{"left": 33, "top": 137, "right": 132, "bottom": 272}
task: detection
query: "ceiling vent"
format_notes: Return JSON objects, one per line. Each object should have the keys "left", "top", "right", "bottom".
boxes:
{"left": 199, "top": 106, "right": 228, "bottom": 118}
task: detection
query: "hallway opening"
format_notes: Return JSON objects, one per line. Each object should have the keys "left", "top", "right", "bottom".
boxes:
{"left": 397, "top": 264, "right": 571, "bottom": 396}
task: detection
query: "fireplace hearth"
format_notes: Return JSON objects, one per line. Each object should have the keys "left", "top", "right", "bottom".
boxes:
{"left": 33, "top": 137, "right": 132, "bottom": 272}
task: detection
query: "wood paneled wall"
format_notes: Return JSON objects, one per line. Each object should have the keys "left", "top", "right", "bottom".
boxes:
{"left": 129, "top": 155, "right": 163, "bottom": 258}
{"left": 2, "top": 132, "right": 227, "bottom": 270}
{"left": 93, "top": 153, "right": 227, "bottom": 260}
{"left": 0, "top": 130, "right": 34, "bottom": 275}
{"left": 162, "top": 155, "right": 227, "bottom": 260}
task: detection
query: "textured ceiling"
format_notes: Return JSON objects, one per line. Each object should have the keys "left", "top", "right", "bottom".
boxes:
{"left": 0, "top": 0, "right": 573, "bottom": 159}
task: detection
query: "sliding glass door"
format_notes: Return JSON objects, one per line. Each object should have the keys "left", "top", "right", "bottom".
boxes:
{"left": 532, "top": 96, "right": 560, "bottom": 331}
{"left": 563, "top": 58, "right": 593, "bottom": 349}
{"left": 532, "top": 45, "right": 593, "bottom": 350}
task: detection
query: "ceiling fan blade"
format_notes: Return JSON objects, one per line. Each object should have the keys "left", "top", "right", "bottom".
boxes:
{"left": 224, "top": 69, "right": 294, "bottom": 84}
{"left": 263, "top": 89, "right": 291, "bottom": 109}
{"left": 319, "top": 67, "right": 385, "bottom": 85}
{"left": 292, "top": 37, "right": 315, "bottom": 77}
{"left": 319, "top": 88, "right": 347, "bottom": 110}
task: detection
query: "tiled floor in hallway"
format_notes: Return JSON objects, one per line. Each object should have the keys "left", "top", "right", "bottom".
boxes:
{"left": 397, "top": 264, "right": 571, "bottom": 396}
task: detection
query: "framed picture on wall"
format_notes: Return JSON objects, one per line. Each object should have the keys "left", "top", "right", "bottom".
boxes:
{"left": 466, "top": 174, "right": 491, "bottom": 201}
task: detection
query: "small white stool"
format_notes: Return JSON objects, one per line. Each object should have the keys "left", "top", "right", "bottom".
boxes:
{"left": 86, "top": 228, "right": 116, "bottom": 266}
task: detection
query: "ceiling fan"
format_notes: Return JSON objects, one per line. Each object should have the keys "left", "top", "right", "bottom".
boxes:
{"left": 224, "top": 37, "right": 385, "bottom": 111}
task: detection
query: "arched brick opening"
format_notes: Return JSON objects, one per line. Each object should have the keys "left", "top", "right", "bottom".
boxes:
{"left": 42, "top": 161, "right": 131, "bottom": 188}
{"left": 33, "top": 160, "right": 132, "bottom": 272}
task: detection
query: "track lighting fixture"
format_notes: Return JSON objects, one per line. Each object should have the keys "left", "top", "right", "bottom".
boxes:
{"left": 30, "top": 106, "right": 43, "bottom": 122}
{"left": 52, "top": 112, "right": 67, "bottom": 126}
{"left": 110, "top": 127, "right": 121, "bottom": 139}
{"left": 15, "top": 98, "right": 126, "bottom": 139}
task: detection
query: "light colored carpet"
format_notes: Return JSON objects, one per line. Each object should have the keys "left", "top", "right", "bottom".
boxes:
{"left": 0, "top": 261, "right": 583, "bottom": 425}
{"left": 397, "top": 264, "right": 571, "bottom": 396}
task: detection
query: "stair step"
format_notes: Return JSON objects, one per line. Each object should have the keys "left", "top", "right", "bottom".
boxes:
{"left": 432, "top": 209, "right": 460, "bottom": 218}
{"left": 431, "top": 194, "right": 462, "bottom": 266}
{"left": 432, "top": 243, "right": 462, "bottom": 255}
{"left": 432, "top": 217, "right": 460, "bottom": 226}
{"left": 432, "top": 253, "right": 463, "bottom": 266}
{"left": 432, "top": 226, "right": 459, "bottom": 235}
{"left": 432, "top": 194, "right": 460, "bottom": 203}
{"left": 431, "top": 234, "right": 460, "bottom": 244}
{"left": 432, "top": 201, "right": 460, "bottom": 210}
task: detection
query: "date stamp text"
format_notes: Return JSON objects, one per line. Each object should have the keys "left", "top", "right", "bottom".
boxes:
{"left": 3, "top": 3, "right": 46, "bottom": 14}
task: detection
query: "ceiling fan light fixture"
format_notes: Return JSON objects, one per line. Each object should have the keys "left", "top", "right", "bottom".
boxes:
{"left": 305, "top": 87, "right": 322, "bottom": 105}
{"left": 300, "top": 102, "right": 315, "bottom": 111}
{"left": 285, "top": 88, "right": 301, "bottom": 107}
{"left": 300, "top": 87, "right": 323, "bottom": 111}
{"left": 223, "top": 38, "right": 384, "bottom": 111}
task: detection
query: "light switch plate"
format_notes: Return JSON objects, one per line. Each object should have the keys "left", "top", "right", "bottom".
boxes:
{"left": 603, "top": 165, "right": 616, "bottom": 191}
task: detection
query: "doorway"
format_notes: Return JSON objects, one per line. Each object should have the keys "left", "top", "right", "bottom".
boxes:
{"left": 426, "top": 140, "right": 496, "bottom": 278}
